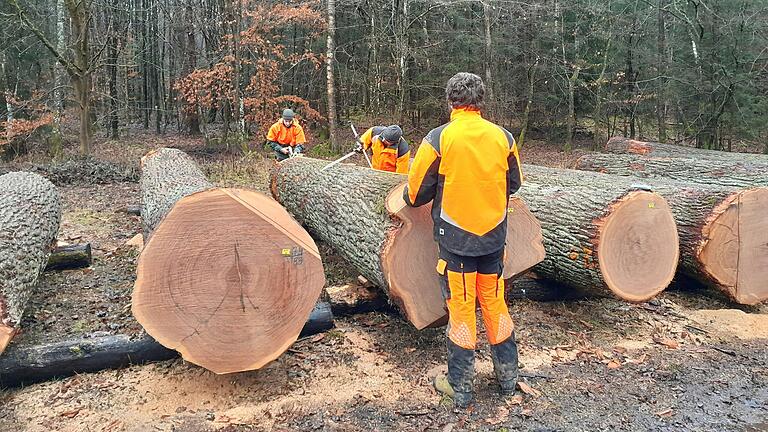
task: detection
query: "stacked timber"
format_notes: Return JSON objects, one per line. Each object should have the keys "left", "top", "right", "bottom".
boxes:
{"left": 526, "top": 164, "right": 768, "bottom": 305}
{"left": 0, "top": 172, "right": 62, "bottom": 354}
{"left": 270, "top": 157, "right": 546, "bottom": 329}
{"left": 133, "top": 148, "right": 326, "bottom": 374}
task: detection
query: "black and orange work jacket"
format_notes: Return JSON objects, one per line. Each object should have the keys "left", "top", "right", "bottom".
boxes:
{"left": 359, "top": 126, "right": 411, "bottom": 173}
{"left": 403, "top": 108, "right": 522, "bottom": 256}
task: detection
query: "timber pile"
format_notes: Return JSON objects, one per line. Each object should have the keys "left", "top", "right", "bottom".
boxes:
{"left": 604, "top": 136, "right": 768, "bottom": 163}
{"left": 575, "top": 152, "right": 768, "bottom": 189}
{"left": 517, "top": 173, "right": 680, "bottom": 302}
{"left": 271, "top": 157, "right": 546, "bottom": 329}
{"left": 563, "top": 161, "right": 768, "bottom": 305}
{"left": 133, "top": 148, "right": 326, "bottom": 374}
{"left": 0, "top": 172, "right": 62, "bottom": 354}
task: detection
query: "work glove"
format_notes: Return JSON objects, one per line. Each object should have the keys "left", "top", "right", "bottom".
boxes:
{"left": 354, "top": 141, "right": 363, "bottom": 153}
{"left": 281, "top": 147, "right": 290, "bottom": 154}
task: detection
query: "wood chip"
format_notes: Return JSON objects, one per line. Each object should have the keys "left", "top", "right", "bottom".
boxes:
{"left": 607, "top": 360, "right": 621, "bottom": 369}
{"left": 505, "top": 395, "right": 524, "bottom": 406}
{"left": 655, "top": 408, "right": 674, "bottom": 417}
{"left": 485, "top": 406, "right": 510, "bottom": 425}
{"left": 654, "top": 337, "right": 679, "bottom": 349}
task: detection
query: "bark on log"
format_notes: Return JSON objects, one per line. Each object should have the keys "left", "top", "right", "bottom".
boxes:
{"left": 605, "top": 137, "right": 768, "bottom": 163}
{"left": 516, "top": 171, "right": 680, "bottom": 302}
{"left": 133, "top": 148, "right": 326, "bottom": 374}
{"left": 575, "top": 152, "right": 768, "bottom": 189}
{"left": 271, "top": 157, "right": 546, "bottom": 330}
{"left": 554, "top": 161, "right": 768, "bottom": 304}
{"left": 0, "top": 172, "right": 62, "bottom": 354}
{"left": 0, "top": 302, "right": 333, "bottom": 388}
{"left": 45, "top": 243, "right": 92, "bottom": 270}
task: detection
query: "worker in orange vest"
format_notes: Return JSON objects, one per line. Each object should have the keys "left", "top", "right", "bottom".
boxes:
{"left": 404, "top": 72, "right": 523, "bottom": 408}
{"left": 354, "top": 125, "right": 410, "bottom": 173}
{"left": 266, "top": 109, "right": 307, "bottom": 161}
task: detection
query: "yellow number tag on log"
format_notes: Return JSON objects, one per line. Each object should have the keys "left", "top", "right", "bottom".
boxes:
{"left": 281, "top": 248, "right": 292, "bottom": 256}
{"left": 648, "top": 202, "right": 655, "bottom": 209}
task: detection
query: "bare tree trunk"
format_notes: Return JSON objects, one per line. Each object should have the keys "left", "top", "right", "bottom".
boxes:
{"left": 593, "top": 38, "right": 611, "bottom": 149}
{"left": 656, "top": 0, "right": 668, "bottom": 142}
{"left": 68, "top": 0, "right": 93, "bottom": 154}
{"left": 326, "top": 0, "right": 340, "bottom": 151}
{"left": 482, "top": 0, "right": 494, "bottom": 111}
{"left": 50, "top": 0, "right": 66, "bottom": 157}
{"left": 518, "top": 57, "right": 538, "bottom": 148}
{"left": 565, "top": 66, "right": 580, "bottom": 152}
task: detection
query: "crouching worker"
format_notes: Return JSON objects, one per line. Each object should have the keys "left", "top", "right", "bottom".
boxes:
{"left": 267, "top": 109, "right": 307, "bottom": 161}
{"left": 403, "top": 72, "right": 523, "bottom": 408}
{"left": 355, "top": 125, "right": 410, "bottom": 173}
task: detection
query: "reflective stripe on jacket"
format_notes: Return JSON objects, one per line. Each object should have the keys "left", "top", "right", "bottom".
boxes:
{"left": 403, "top": 108, "right": 522, "bottom": 256}
{"left": 360, "top": 126, "right": 411, "bottom": 174}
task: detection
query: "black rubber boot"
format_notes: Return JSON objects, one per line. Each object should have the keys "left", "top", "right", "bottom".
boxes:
{"left": 490, "top": 332, "right": 519, "bottom": 396}
{"left": 446, "top": 338, "right": 475, "bottom": 408}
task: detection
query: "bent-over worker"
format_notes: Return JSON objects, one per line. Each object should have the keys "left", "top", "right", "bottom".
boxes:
{"left": 354, "top": 125, "right": 410, "bottom": 173}
{"left": 403, "top": 72, "right": 523, "bottom": 408}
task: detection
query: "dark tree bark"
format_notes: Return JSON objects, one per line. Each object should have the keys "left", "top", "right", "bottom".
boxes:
{"left": 0, "top": 172, "right": 62, "bottom": 353}
{"left": 46, "top": 243, "right": 92, "bottom": 271}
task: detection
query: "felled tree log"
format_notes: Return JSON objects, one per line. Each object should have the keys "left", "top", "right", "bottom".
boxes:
{"left": 515, "top": 171, "right": 679, "bottom": 302}
{"left": 45, "top": 243, "right": 92, "bottom": 270}
{"left": 271, "top": 157, "right": 546, "bottom": 330}
{"left": 575, "top": 152, "right": 768, "bottom": 189}
{"left": 0, "top": 172, "right": 62, "bottom": 354}
{"left": 536, "top": 163, "right": 768, "bottom": 304}
{"left": 133, "top": 148, "right": 326, "bottom": 374}
{"left": 605, "top": 136, "right": 768, "bottom": 163}
{"left": 0, "top": 302, "right": 333, "bottom": 388}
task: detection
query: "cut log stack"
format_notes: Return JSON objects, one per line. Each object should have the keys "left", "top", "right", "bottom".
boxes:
{"left": 271, "top": 157, "right": 546, "bottom": 329}
{"left": 517, "top": 173, "right": 680, "bottom": 302}
{"left": 573, "top": 137, "right": 768, "bottom": 304}
{"left": 0, "top": 172, "right": 62, "bottom": 354}
{"left": 133, "top": 148, "right": 326, "bottom": 374}
{"left": 524, "top": 164, "right": 768, "bottom": 305}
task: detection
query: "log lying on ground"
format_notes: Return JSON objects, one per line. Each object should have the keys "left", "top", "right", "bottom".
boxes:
{"left": 605, "top": 136, "right": 768, "bottom": 163}
{"left": 271, "top": 157, "right": 546, "bottom": 329}
{"left": 575, "top": 152, "right": 768, "bottom": 189}
{"left": 0, "top": 302, "right": 334, "bottom": 388}
{"left": 516, "top": 171, "right": 679, "bottom": 302}
{"left": 0, "top": 172, "right": 62, "bottom": 354}
{"left": 133, "top": 148, "right": 326, "bottom": 374}
{"left": 45, "top": 243, "right": 92, "bottom": 271}
{"left": 534, "top": 163, "right": 768, "bottom": 304}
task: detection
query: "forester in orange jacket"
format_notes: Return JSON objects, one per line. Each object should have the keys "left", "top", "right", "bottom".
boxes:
{"left": 266, "top": 108, "right": 307, "bottom": 161}
{"left": 404, "top": 72, "right": 523, "bottom": 408}
{"left": 354, "top": 125, "right": 410, "bottom": 173}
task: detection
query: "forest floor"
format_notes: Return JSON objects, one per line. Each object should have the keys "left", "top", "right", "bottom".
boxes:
{"left": 0, "top": 132, "right": 767, "bottom": 432}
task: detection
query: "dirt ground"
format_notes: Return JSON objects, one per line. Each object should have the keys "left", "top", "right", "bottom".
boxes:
{"left": 1, "top": 134, "right": 767, "bottom": 431}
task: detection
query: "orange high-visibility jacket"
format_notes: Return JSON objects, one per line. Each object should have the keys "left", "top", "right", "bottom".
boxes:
{"left": 404, "top": 108, "right": 523, "bottom": 256}
{"left": 359, "top": 126, "right": 410, "bottom": 173}
{"left": 266, "top": 119, "right": 307, "bottom": 147}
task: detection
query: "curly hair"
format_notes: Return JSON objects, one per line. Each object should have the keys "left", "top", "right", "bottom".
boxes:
{"left": 445, "top": 72, "right": 485, "bottom": 109}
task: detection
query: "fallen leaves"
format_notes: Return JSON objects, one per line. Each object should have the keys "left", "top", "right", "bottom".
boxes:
{"left": 485, "top": 406, "right": 510, "bottom": 425}
{"left": 505, "top": 395, "right": 524, "bottom": 406}
{"left": 653, "top": 337, "right": 679, "bottom": 349}
{"left": 606, "top": 360, "right": 622, "bottom": 369}
{"left": 517, "top": 382, "right": 542, "bottom": 398}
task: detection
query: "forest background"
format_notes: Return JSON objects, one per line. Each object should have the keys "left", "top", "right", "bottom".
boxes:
{"left": 1, "top": 0, "right": 767, "bottom": 158}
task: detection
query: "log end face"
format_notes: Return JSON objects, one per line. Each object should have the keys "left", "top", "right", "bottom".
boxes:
{"left": 503, "top": 197, "right": 546, "bottom": 279}
{"left": 703, "top": 188, "right": 768, "bottom": 304}
{"left": 598, "top": 191, "right": 679, "bottom": 302}
{"left": 133, "top": 188, "right": 325, "bottom": 373}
